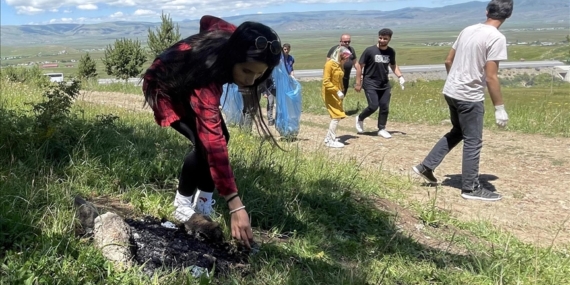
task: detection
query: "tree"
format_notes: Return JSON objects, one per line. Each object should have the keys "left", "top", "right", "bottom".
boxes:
{"left": 102, "top": 38, "right": 147, "bottom": 81}
{"left": 77, "top": 52, "right": 98, "bottom": 79}
{"left": 147, "top": 12, "right": 182, "bottom": 58}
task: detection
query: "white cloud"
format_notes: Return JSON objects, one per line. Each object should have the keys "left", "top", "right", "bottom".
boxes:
{"left": 4, "top": 0, "right": 376, "bottom": 18}
{"left": 14, "top": 6, "right": 44, "bottom": 15}
{"left": 5, "top": 0, "right": 430, "bottom": 23}
{"left": 110, "top": 11, "right": 124, "bottom": 18}
{"left": 49, "top": 17, "right": 73, "bottom": 23}
{"left": 77, "top": 4, "right": 98, "bottom": 10}
{"left": 133, "top": 9, "right": 157, "bottom": 16}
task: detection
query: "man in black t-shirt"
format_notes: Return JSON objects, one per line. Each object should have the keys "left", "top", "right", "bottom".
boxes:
{"left": 326, "top": 34, "right": 360, "bottom": 96}
{"left": 354, "top": 28, "right": 405, "bottom": 139}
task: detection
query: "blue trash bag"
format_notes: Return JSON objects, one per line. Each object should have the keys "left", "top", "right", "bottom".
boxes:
{"left": 273, "top": 57, "right": 302, "bottom": 138}
{"left": 220, "top": 83, "right": 244, "bottom": 126}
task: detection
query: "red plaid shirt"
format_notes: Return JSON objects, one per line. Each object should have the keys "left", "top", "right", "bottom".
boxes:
{"left": 142, "top": 16, "right": 238, "bottom": 196}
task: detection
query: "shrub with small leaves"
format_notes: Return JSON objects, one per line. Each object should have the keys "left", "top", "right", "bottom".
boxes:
{"left": 31, "top": 80, "right": 80, "bottom": 144}
{"left": 1, "top": 65, "right": 50, "bottom": 87}
{"left": 78, "top": 52, "right": 98, "bottom": 80}
{"left": 102, "top": 38, "right": 147, "bottom": 81}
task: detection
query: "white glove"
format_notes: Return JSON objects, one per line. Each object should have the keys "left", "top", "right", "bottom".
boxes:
{"left": 337, "top": 90, "right": 344, "bottom": 99}
{"left": 494, "top": 105, "right": 509, "bottom": 127}
{"left": 398, "top": 76, "right": 405, "bottom": 90}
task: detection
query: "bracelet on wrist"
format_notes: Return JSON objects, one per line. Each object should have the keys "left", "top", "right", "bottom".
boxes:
{"left": 226, "top": 194, "right": 239, "bottom": 203}
{"left": 229, "top": 205, "right": 246, "bottom": 215}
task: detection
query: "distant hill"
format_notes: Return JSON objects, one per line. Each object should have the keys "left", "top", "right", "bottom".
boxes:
{"left": 1, "top": 0, "right": 568, "bottom": 46}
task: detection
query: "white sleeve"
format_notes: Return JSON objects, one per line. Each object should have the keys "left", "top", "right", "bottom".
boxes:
{"left": 487, "top": 35, "right": 508, "bottom": 61}
{"left": 451, "top": 30, "right": 464, "bottom": 50}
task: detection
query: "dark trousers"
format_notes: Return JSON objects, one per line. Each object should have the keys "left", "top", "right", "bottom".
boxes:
{"left": 422, "top": 96, "right": 484, "bottom": 191}
{"left": 170, "top": 111, "right": 230, "bottom": 196}
{"left": 357, "top": 87, "right": 392, "bottom": 130}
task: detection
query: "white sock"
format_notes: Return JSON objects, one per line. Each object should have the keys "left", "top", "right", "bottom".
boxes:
{"left": 176, "top": 191, "right": 192, "bottom": 199}
{"left": 195, "top": 189, "right": 213, "bottom": 201}
{"left": 326, "top": 119, "right": 340, "bottom": 142}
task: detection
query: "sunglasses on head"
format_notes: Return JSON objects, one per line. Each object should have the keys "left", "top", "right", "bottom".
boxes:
{"left": 341, "top": 41, "right": 351, "bottom": 44}
{"left": 255, "top": 36, "right": 281, "bottom": 55}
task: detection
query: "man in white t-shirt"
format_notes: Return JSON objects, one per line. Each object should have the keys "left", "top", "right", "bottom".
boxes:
{"left": 412, "top": 0, "right": 513, "bottom": 201}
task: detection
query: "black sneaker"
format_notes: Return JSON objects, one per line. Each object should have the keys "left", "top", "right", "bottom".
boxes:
{"left": 412, "top": 164, "right": 438, "bottom": 184}
{"left": 461, "top": 187, "right": 502, "bottom": 201}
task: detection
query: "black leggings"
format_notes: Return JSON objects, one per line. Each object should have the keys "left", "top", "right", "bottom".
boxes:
{"left": 170, "top": 113, "right": 230, "bottom": 197}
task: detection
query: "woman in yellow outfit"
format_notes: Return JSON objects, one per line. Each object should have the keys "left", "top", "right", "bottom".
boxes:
{"left": 322, "top": 46, "right": 352, "bottom": 148}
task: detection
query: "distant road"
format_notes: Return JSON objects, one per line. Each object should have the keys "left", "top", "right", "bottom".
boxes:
{"left": 98, "top": 60, "right": 566, "bottom": 84}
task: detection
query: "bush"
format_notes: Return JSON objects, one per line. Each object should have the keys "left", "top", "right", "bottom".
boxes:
{"left": 0, "top": 65, "right": 50, "bottom": 87}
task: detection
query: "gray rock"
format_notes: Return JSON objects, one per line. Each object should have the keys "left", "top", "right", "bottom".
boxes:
{"left": 74, "top": 196, "right": 99, "bottom": 231}
{"left": 93, "top": 212, "right": 133, "bottom": 269}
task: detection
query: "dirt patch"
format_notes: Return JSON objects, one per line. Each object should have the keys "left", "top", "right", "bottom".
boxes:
{"left": 291, "top": 114, "right": 570, "bottom": 247}
{"left": 77, "top": 91, "right": 570, "bottom": 248}
{"left": 90, "top": 195, "right": 136, "bottom": 219}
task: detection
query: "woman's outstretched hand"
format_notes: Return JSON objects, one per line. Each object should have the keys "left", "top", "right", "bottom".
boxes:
{"left": 225, "top": 194, "right": 254, "bottom": 249}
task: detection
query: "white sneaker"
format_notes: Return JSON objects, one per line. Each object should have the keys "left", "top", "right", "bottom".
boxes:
{"left": 323, "top": 138, "right": 340, "bottom": 143}
{"left": 355, "top": 117, "right": 364, "bottom": 133}
{"left": 174, "top": 205, "right": 197, "bottom": 222}
{"left": 378, "top": 129, "right": 392, "bottom": 139}
{"left": 173, "top": 192, "right": 197, "bottom": 222}
{"left": 325, "top": 140, "right": 344, "bottom": 148}
{"left": 194, "top": 196, "right": 216, "bottom": 217}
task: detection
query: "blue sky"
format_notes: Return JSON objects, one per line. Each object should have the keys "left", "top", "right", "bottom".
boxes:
{"left": 1, "top": 0, "right": 480, "bottom": 26}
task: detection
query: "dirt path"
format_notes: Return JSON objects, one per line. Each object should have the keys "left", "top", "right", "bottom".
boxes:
{"left": 78, "top": 90, "right": 570, "bottom": 247}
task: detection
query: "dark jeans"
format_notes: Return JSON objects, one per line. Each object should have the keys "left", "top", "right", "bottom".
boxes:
{"left": 170, "top": 111, "right": 230, "bottom": 196}
{"left": 357, "top": 87, "right": 391, "bottom": 130}
{"left": 422, "top": 96, "right": 484, "bottom": 191}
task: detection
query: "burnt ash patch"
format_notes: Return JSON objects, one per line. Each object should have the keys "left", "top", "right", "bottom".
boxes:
{"left": 125, "top": 216, "right": 249, "bottom": 277}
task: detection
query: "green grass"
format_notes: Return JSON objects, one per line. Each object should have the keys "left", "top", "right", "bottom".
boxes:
{"left": 300, "top": 79, "right": 570, "bottom": 137}
{"left": 1, "top": 79, "right": 570, "bottom": 284}
{"left": 80, "top": 74, "right": 570, "bottom": 138}
{"left": 2, "top": 27, "right": 569, "bottom": 78}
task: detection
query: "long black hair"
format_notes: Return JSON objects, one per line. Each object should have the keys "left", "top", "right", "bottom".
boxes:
{"left": 143, "top": 19, "right": 282, "bottom": 139}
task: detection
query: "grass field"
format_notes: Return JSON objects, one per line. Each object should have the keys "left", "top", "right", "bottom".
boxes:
{"left": 2, "top": 68, "right": 570, "bottom": 284}
{"left": 81, "top": 77, "right": 570, "bottom": 138}
{"left": 2, "top": 26, "right": 568, "bottom": 78}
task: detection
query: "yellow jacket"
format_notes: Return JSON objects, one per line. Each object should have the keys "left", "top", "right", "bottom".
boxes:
{"left": 321, "top": 60, "right": 346, "bottom": 119}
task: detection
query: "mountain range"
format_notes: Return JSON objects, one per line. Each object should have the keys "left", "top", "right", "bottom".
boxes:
{"left": 1, "top": 0, "right": 568, "bottom": 46}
